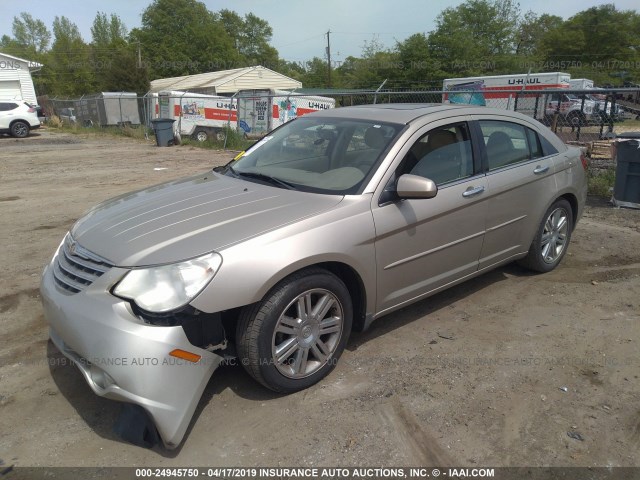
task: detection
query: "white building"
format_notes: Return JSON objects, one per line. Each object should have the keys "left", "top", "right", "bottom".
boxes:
{"left": 0, "top": 52, "right": 42, "bottom": 105}
{"left": 149, "top": 65, "right": 302, "bottom": 95}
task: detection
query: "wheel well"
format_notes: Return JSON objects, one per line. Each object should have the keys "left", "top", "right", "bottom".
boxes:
{"left": 559, "top": 193, "right": 579, "bottom": 227}
{"left": 10, "top": 119, "right": 29, "bottom": 128}
{"left": 315, "top": 262, "right": 368, "bottom": 332}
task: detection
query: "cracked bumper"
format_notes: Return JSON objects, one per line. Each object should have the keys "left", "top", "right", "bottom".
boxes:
{"left": 40, "top": 260, "right": 222, "bottom": 449}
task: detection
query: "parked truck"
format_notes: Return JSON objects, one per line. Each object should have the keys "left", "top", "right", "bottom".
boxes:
{"left": 570, "top": 79, "right": 623, "bottom": 122}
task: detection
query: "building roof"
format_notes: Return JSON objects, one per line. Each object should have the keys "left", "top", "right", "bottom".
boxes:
{"left": 0, "top": 52, "right": 43, "bottom": 70}
{"left": 149, "top": 65, "right": 302, "bottom": 94}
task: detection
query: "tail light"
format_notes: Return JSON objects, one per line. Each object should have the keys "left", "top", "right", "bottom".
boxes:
{"left": 580, "top": 153, "right": 588, "bottom": 170}
{"left": 27, "top": 107, "right": 36, "bottom": 113}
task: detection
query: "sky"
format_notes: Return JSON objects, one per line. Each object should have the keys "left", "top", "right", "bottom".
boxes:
{"left": 1, "top": 0, "right": 637, "bottom": 64}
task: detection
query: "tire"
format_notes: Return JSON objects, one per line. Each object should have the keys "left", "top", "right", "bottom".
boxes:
{"left": 518, "top": 199, "right": 573, "bottom": 273}
{"left": 10, "top": 121, "right": 29, "bottom": 138}
{"left": 215, "top": 130, "right": 226, "bottom": 142}
{"left": 236, "top": 268, "right": 353, "bottom": 393}
{"left": 194, "top": 130, "right": 208, "bottom": 142}
{"left": 567, "top": 111, "right": 585, "bottom": 127}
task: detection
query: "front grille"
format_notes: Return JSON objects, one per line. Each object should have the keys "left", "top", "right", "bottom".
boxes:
{"left": 53, "top": 235, "right": 113, "bottom": 293}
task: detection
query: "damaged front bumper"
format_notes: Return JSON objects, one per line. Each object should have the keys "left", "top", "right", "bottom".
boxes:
{"left": 40, "top": 261, "right": 223, "bottom": 449}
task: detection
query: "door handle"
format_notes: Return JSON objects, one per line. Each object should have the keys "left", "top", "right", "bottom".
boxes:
{"left": 533, "top": 165, "right": 549, "bottom": 174}
{"left": 462, "top": 186, "right": 485, "bottom": 198}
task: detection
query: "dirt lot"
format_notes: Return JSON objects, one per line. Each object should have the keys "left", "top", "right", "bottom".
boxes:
{"left": 0, "top": 130, "right": 639, "bottom": 470}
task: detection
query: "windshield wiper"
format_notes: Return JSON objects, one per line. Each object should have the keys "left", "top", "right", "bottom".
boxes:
{"left": 232, "top": 169, "right": 296, "bottom": 190}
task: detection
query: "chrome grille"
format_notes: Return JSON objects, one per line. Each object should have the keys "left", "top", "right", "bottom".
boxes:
{"left": 53, "top": 235, "right": 113, "bottom": 293}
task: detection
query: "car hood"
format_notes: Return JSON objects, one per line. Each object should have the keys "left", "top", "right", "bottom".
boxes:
{"left": 70, "top": 172, "right": 343, "bottom": 266}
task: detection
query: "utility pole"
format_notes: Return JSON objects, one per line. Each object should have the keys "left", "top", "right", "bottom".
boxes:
{"left": 326, "top": 29, "right": 331, "bottom": 88}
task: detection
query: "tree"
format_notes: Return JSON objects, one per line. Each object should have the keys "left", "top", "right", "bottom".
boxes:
{"left": 91, "top": 12, "right": 128, "bottom": 46}
{"left": 395, "top": 33, "right": 443, "bottom": 88}
{"left": 130, "top": 0, "right": 240, "bottom": 78}
{"left": 429, "top": 0, "right": 521, "bottom": 76}
{"left": 47, "top": 16, "right": 95, "bottom": 96}
{"left": 90, "top": 13, "right": 149, "bottom": 93}
{"left": 515, "top": 12, "right": 563, "bottom": 57}
{"left": 539, "top": 4, "right": 640, "bottom": 83}
{"left": 335, "top": 37, "right": 400, "bottom": 89}
{"left": 219, "top": 10, "right": 279, "bottom": 67}
{"left": 12, "top": 12, "right": 51, "bottom": 54}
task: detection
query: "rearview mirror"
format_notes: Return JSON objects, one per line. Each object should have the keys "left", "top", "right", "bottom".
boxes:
{"left": 396, "top": 174, "right": 438, "bottom": 199}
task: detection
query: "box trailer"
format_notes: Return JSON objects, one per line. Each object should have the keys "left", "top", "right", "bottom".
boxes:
{"left": 236, "top": 89, "right": 335, "bottom": 137}
{"left": 156, "top": 91, "right": 237, "bottom": 142}
{"left": 74, "top": 92, "right": 141, "bottom": 127}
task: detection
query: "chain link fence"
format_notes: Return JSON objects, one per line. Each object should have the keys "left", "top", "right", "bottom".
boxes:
{"left": 38, "top": 87, "right": 640, "bottom": 161}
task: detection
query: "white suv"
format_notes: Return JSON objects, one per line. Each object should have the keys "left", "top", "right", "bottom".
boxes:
{"left": 0, "top": 101, "right": 41, "bottom": 138}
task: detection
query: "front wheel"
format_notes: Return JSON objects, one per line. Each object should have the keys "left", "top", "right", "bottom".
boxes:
{"left": 237, "top": 268, "right": 353, "bottom": 393}
{"left": 518, "top": 199, "right": 573, "bottom": 273}
{"left": 194, "top": 130, "right": 208, "bottom": 142}
{"left": 10, "top": 121, "right": 30, "bottom": 138}
{"left": 567, "top": 111, "right": 586, "bottom": 127}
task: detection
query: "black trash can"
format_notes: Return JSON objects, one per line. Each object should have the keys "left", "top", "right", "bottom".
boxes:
{"left": 150, "top": 118, "right": 176, "bottom": 147}
{"left": 613, "top": 132, "right": 640, "bottom": 209}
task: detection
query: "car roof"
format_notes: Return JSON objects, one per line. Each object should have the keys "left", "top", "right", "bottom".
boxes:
{"left": 308, "top": 103, "right": 539, "bottom": 125}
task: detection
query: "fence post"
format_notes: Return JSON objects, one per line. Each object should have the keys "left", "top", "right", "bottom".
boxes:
{"left": 608, "top": 93, "right": 616, "bottom": 135}
{"left": 119, "top": 95, "right": 123, "bottom": 126}
{"left": 224, "top": 91, "right": 239, "bottom": 151}
{"left": 576, "top": 96, "right": 585, "bottom": 141}
{"left": 373, "top": 79, "right": 387, "bottom": 105}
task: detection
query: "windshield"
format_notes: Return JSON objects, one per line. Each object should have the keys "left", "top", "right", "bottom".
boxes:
{"left": 227, "top": 116, "right": 402, "bottom": 195}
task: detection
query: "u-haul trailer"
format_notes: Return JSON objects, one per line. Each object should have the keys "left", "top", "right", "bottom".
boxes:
{"left": 443, "top": 72, "right": 571, "bottom": 120}
{"left": 156, "top": 91, "right": 237, "bottom": 142}
{"left": 236, "top": 89, "right": 335, "bottom": 138}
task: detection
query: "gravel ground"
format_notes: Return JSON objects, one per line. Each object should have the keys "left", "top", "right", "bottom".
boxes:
{"left": 0, "top": 130, "right": 639, "bottom": 472}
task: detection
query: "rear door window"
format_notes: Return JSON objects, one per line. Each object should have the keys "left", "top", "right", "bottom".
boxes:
{"left": 479, "top": 120, "right": 532, "bottom": 170}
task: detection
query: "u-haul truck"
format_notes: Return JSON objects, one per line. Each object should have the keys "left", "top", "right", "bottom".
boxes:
{"left": 443, "top": 72, "right": 572, "bottom": 120}
{"left": 156, "top": 91, "right": 237, "bottom": 142}
{"left": 236, "top": 89, "right": 335, "bottom": 138}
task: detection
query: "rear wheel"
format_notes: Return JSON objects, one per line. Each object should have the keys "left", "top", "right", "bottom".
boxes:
{"left": 10, "top": 121, "right": 29, "bottom": 138}
{"left": 237, "top": 268, "right": 352, "bottom": 393}
{"left": 518, "top": 199, "right": 573, "bottom": 273}
{"left": 194, "top": 130, "right": 208, "bottom": 142}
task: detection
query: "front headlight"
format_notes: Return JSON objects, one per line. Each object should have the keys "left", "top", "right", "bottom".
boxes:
{"left": 113, "top": 252, "right": 222, "bottom": 313}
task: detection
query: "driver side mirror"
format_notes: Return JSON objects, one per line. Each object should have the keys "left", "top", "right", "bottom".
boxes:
{"left": 396, "top": 174, "right": 438, "bottom": 199}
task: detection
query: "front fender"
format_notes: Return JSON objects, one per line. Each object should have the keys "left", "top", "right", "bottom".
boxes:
{"left": 189, "top": 195, "right": 377, "bottom": 316}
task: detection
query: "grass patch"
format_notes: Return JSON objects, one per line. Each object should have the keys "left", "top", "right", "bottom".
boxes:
{"left": 180, "top": 127, "right": 255, "bottom": 151}
{"left": 588, "top": 167, "right": 616, "bottom": 197}
{"left": 45, "top": 119, "right": 149, "bottom": 140}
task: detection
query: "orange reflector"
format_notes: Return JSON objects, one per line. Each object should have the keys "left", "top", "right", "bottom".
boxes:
{"left": 169, "top": 349, "right": 201, "bottom": 363}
